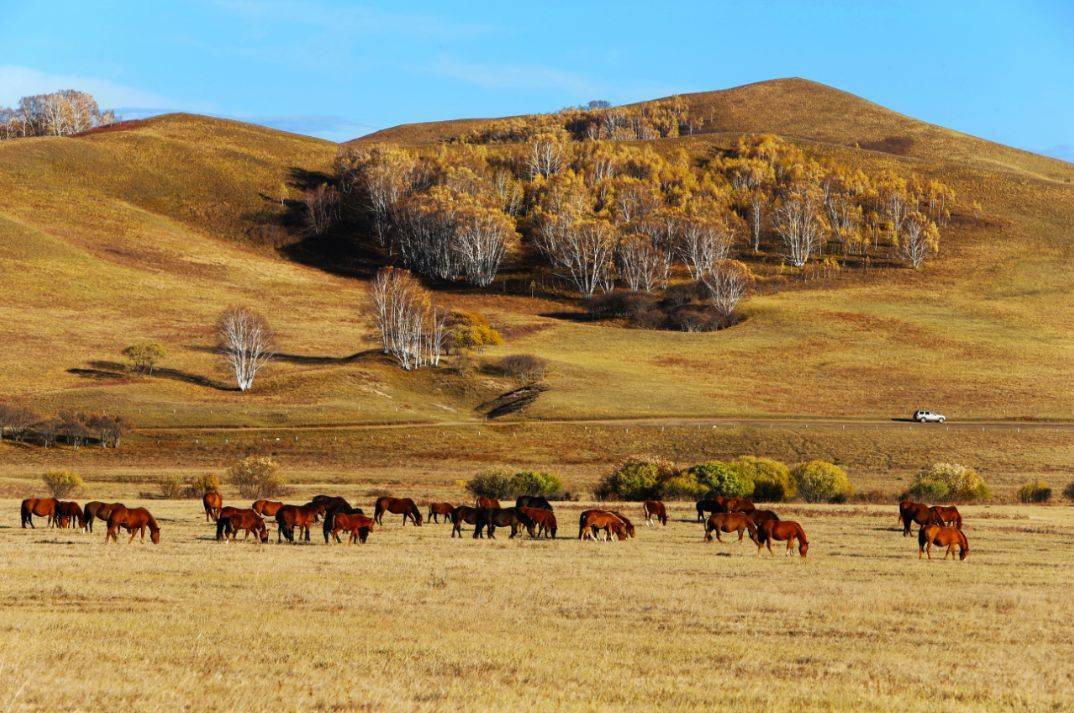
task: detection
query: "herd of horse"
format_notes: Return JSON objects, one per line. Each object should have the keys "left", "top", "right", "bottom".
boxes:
{"left": 16, "top": 493, "right": 970, "bottom": 559}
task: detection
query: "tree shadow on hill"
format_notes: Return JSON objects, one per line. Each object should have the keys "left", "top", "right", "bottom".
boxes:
{"left": 68, "top": 360, "right": 238, "bottom": 392}
{"left": 185, "top": 344, "right": 384, "bottom": 367}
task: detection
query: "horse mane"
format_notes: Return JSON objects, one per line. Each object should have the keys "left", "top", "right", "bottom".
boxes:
{"left": 146, "top": 512, "right": 160, "bottom": 533}
{"left": 793, "top": 521, "right": 808, "bottom": 544}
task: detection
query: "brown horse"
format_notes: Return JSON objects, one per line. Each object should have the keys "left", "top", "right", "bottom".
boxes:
{"left": 475, "top": 496, "right": 501, "bottom": 510}
{"left": 746, "top": 509, "right": 780, "bottom": 529}
{"left": 578, "top": 510, "right": 631, "bottom": 541}
{"left": 704, "top": 512, "right": 759, "bottom": 543}
{"left": 252, "top": 499, "right": 284, "bottom": 517}
{"left": 608, "top": 511, "right": 636, "bottom": 538}
{"left": 374, "top": 497, "right": 423, "bottom": 526}
{"left": 427, "top": 502, "right": 455, "bottom": 524}
{"left": 20, "top": 497, "right": 58, "bottom": 528}
{"left": 695, "top": 496, "right": 727, "bottom": 522}
{"left": 918, "top": 524, "right": 969, "bottom": 560}
{"left": 105, "top": 506, "right": 161, "bottom": 544}
{"left": 476, "top": 507, "right": 535, "bottom": 539}
{"left": 757, "top": 520, "right": 808, "bottom": 557}
{"left": 54, "top": 501, "right": 85, "bottom": 529}
{"left": 450, "top": 505, "right": 480, "bottom": 538}
{"left": 642, "top": 500, "right": 667, "bottom": 526}
{"left": 202, "top": 491, "right": 223, "bottom": 522}
{"left": 929, "top": 505, "right": 962, "bottom": 530}
{"left": 725, "top": 497, "right": 756, "bottom": 514}
{"left": 520, "top": 506, "right": 558, "bottom": 538}
{"left": 320, "top": 500, "right": 365, "bottom": 543}
{"left": 275, "top": 502, "right": 326, "bottom": 543}
{"left": 216, "top": 509, "right": 269, "bottom": 543}
{"left": 83, "top": 501, "right": 125, "bottom": 533}
{"left": 329, "top": 512, "right": 376, "bottom": 544}
{"left": 898, "top": 500, "right": 933, "bottom": 536}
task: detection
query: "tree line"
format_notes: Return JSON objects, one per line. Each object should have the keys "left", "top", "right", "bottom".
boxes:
{"left": 0, "top": 404, "right": 127, "bottom": 448}
{"left": 0, "top": 89, "right": 116, "bottom": 140}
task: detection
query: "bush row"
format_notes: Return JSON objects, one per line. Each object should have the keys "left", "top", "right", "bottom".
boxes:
{"left": 466, "top": 470, "right": 566, "bottom": 500}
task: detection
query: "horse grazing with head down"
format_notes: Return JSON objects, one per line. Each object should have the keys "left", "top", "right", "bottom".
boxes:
{"left": 252, "top": 500, "right": 284, "bottom": 517}
{"left": 704, "top": 512, "right": 759, "bottom": 543}
{"left": 756, "top": 519, "right": 808, "bottom": 557}
{"left": 20, "top": 498, "right": 58, "bottom": 528}
{"left": 83, "top": 502, "right": 124, "bottom": 533}
{"left": 54, "top": 501, "right": 85, "bottom": 529}
{"left": 475, "top": 507, "right": 535, "bottom": 539}
{"left": 374, "top": 497, "right": 423, "bottom": 526}
{"left": 105, "top": 506, "right": 160, "bottom": 544}
{"left": 642, "top": 500, "right": 667, "bottom": 526}
{"left": 578, "top": 510, "right": 631, "bottom": 541}
{"left": 898, "top": 500, "right": 934, "bottom": 536}
{"left": 216, "top": 508, "right": 269, "bottom": 543}
{"left": 519, "top": 506, "right": 557, "bottom": 538}
{"left": 275, "top": 502, "right": 326, "bottom": 543}
{"left": 695, "top": 497, "right": 728, "bottom": 522}
{"left": 202, "top": 491, "right": 222, "bottom": 522}
{"left": 918, "top": 524, "right": 968, "bottom": 560}
{"left": 320, "top": 499, "right": 365, "bottom": 543}
{"left": 515, "top": 495, "right": 553, "bottom": 511}
{"left": 328, "top": 512, "right": 375, "bottom": 544}
{"left": 450, "top": 506, "right": 480, "bottom": 538}
{"left": 929, "top": 505, "right": 962, "bottom": 530}
{"left": 427, "top": 502, "right": 455, "bottom": 524}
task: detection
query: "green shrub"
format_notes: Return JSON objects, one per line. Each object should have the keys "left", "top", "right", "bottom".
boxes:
{"left": 731, "top": 456, "right": 794, "bottom": 501}
{"left": 594, "top": 456, "right": 677, "bottom": 500}
{"left": 791, "top": 460, "right": 853, "bottom": 503}
{"left": 466, "top": 471, "right": 513, "bottom": 499}
{"left": 122, "top": 341, "right": 165, "bottom": 375}
{"left": 659, "top": 473, "right": 709, "bottom": 499}
{"left": 1064, "top": 482, "right": 1074, "bottom": 502}
{"left": 1018, "top": 480, "right": 1052, "bottom": 504}
{"left": 508, "top": 470, "right": 564, "bottom": 498}
{"left": 686, "top": 461, "right": 753, "bottom": 498}
{"left": 227, "top": 456, "right": 287, "bottom": 499}
{"left": 158, "top": 475, "right": 184, "bottom": 499}
{"left": 906, "top": 463, "right": 989, "bottom": 502}
{"left": 42, "top": 470, "right": 84, "bottom": 498}
{"left": 189, "top": 473, "right": 221, "bottom": 497}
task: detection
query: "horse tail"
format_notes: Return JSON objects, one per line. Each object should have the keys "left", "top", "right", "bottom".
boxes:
{"left": 20, "top": 500, "right": 30, "bottom": 528}
{"left": 746, "top": 518, "right": 759, "bottom": 543}
{"left": 216, "top": 516, "right": 228, "bottom": 541}
{"left": 322, "top": 508, "right": 335, "bottom": 543}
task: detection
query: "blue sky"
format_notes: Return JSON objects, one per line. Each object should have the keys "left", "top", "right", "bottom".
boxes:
{"left": 1, "top": 1, "right": 1071, "bottom": 159}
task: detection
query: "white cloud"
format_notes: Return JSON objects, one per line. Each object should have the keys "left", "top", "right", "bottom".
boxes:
{"left": 426, "top": 57, "right": 598, "bottom": 95}
{"left": 0, "top": 65, "right": 175, "bottom": 110}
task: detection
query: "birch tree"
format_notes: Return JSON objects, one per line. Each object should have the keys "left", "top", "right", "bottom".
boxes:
{"left": 675, "top": 216, "right": 733, "bottom": 280}
{"left": 615, "top": 233, "right": 669, "bottom": 292}
{"left": 217, "top": 307, "right": 275, "bottom": 391}
{"left": 774, "top": 182, "right": 825, "bottom": 267}
{"left": 371, "top": 268, "right": 444, "bottom": 370}
{"left": 897, "top": 211, "right": 940, "bottom": 269}
{"left": 701, "top": 260, "right": 751, "bottom": 318}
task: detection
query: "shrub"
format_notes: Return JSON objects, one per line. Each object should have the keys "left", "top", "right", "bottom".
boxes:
{"left": 1064, "top": 482, "right": 1074, "bottom": 502}
{"left": 905, "top": 463, "right": 989, "bottom": 502}
{"left": 659, "top": 473, "right": 708, "bottom": 499}
{"left": 227, "top": 456, "right": 286, "bottom": 499}
{"left": 446, "top": 311, "right": 503, "bottom": 352}
{"left": 158, "top": 475, "right": 184, "bottom": 499}
{"left": 731, "top": 456, "right": 794, "bottom": 502}
{"left": 791, "top": 460, "right": 853, "bottom": 503}
{"left": 1018, "top": 480, "right": 1052, "bottom": 504}
{"left": 485, "top": 354, "right": 549, "bottom": 384}
{"left": 466, "top": 471, "right": 513, "bottom": 499}
{"left": 508, "top": 470, "right": 564, "bottom": 498}
{"left": 42, "top": 470, "right": 84, "bottom": 498}
{"left": 189, "top": 473, "right": 221, "bottom": 497}
{"left": 686, "top": 461, "right": 753, "bottom": 498}
{"left": 594, "top": 456, "right": 677, "bottom": 500}
{"left": 122, "top": 342, "right": 165, "bottom": 375}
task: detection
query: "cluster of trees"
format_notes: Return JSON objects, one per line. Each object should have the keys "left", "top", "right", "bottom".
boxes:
{"left": 466, "top": 470, "right": 566, "bottom": 499}
{"left": 332, "top": 134, "right": 953, "bottom": 333}
{"left": 0, "top": 404, "right": 127, "bottom": 448}
{"left": 0, "top": 90, "right": 115, "bottom": 140}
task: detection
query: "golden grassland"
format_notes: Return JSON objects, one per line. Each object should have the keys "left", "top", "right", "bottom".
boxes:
{"left": 1, "top": 497, "right": 1073, "bottom": 711}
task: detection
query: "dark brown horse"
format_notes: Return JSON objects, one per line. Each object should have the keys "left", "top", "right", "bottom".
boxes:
{"left": 475, "top": 496, "right": 501, "bottom": 510}
{"left": 746, "top": 509, "right": 781, "bottom": 529}
{"left": 918, "top": 524, "right": 968, "bottom": 560}
{"left": 929, "top": 505, "right": 962, "bottom": 530}
{"left": 450, "top": 505, "right": 481, "bottom": 538}
{"left": 427, "top": 502, "right": 455, "bottom": 524}
{"left": 216, "top": 508, "right": 269, "bottom": 543}
{"left": 252, "top": 499, "right": 284, "bottom": 517}
{"left": 520, "top": 506, "right": 557, "bottom": 538}
{"left": 898, "top": 500, "right": 934, "bottom": 536}
{"left": 578, "top": 510, "right": 631, "bottom": 541}
{"left": 105, "top": 506, "right": 161, "bottom": 544}
{"left": 642, "top": 500, "right": 667, "bottom": 526}
{"left": 476, "top": 507, "right": 535, "bottom": 539}
{"left": 318, "top": 498, "right": 364, "bottom": 543}
{"left": 54, "top": 501, "right": 85, "bottom": 529}
{"left": 374, "top": 497, "right": 423, "bottom": 526}
{"left": 202, "top": 491, "right": 223, "bottom": 522}
{"left": 515, "top": 495, "right": 553, "bottom": 510}
{"left": 20, "top": 497, "right": 58, "bottom": 528}
{"left": 83, "top": 501, "right": 125, "bottom": 533}
{"left": 725, "top": 497, "right": 756, "bottom": 514}
{"left": 695, "top": 496, "right": 727, "bottom": 522}
{"left": 328, "top": 512, "right": 375, "bottom": 544}
{"left": 275, "top": 502, "right": 326, "bottom": 543}
{"left": 757, "top": 520, "right": 808, "bottom": 557}
{"left": 704, "top": 512, "right": 759, "bottom": 543}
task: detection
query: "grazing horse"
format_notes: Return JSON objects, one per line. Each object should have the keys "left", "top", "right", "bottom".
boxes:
{"left": 202, "top": 491, "right": 223, "bottom": 522}
{"left": 578, "top": 510, "right": 630, "bottom": 541}
{"left": 704, "top": 512, "right": 759, "bottom": 543}
{"left": 642, "top": 500, "right": 667, "bottom": 526}
{"left": 520, "top": 506, "right": 557, "bottom": 538}
{"left": 20, "top": 498, "right": 58, "bottom": 528}
{"left": 328, "top": 512, "right": 375, "bottom": 544}
{"left": 515, "top": 495, "right": 553, "bottom": 511}
{"left": 724, "top": 497, "right": 756, "bottom": 514}
{"left": 607, "top": 511, "right": 636, "bottom": 538}
{"left": 83, "top": 502, "right": 124, "bottom": 533}
{"left": 695, "top": 497, "right": 728, "bottom": 522}
{"left": 476, "top": 507, "right": 535, "bottom": 539}
{"left": 215, "top": 506, "right": 243, "bottom": 539}
{"left": 105, "top": 507, "right": 161, "bottom": 544}
{"left": 757, "top": 520, "right": 808, "bottom": 557}
{"left": 475, "top": 496, "right": 501, "bottom": 510}
{"left": 275, "top": 502, "right": 326, "bottom": 543}
{"left": 427, "top": 502, "right": 455, "bottom": 524}
{"left": 252, "top": 500, "right": 284, "bottom": 517}
{"left": 746, "top": 509, "right": 781, "bottom": 530}
{"left": 929, "top": 505, "right": 962, "bottom": 530}
{"left": 54, "top": 501, "right": 85, "bottom": 529}
{"left": 450, "top": 505, "right": 481, "bottom": 538}
{"left": 374, "top": 497, "right": 423, "bottom": 527}
{"left": 918, "top": 524, "right": 968, "bottom": 560}
{"left": 216, "top": 509, "right": 269, "bottom": 543}
{"left": 898, "top": 500, "right": 934, "bottom": 536}
{"left": 321, "top": 502, "right": 365, "bottom": 544}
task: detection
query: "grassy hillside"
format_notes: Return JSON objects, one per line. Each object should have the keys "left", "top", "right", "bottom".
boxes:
{"left": 1, "top": 80, "right": 1073, "bottom": 437}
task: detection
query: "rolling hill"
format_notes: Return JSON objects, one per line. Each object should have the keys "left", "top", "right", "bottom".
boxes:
{"left": 1, "top": 78, "right": 1073, "bottom": 431}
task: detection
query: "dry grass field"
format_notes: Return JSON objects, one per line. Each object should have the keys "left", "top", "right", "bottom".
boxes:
{"left": 2, "top": 497, "right": 1073, "bottom": 711}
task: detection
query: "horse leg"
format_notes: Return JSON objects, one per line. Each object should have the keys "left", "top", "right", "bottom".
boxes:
{"left": 926, "top": 541, "right": 933, "bottom": 560}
